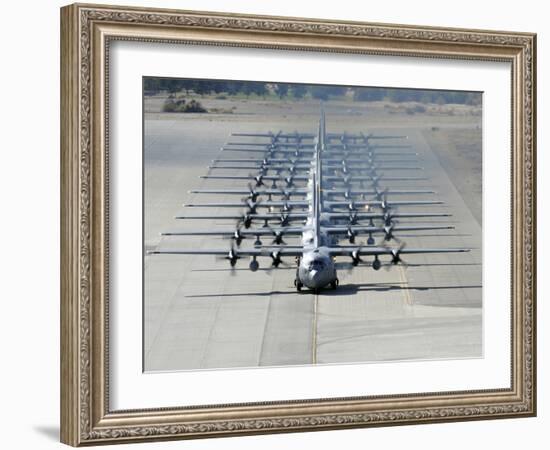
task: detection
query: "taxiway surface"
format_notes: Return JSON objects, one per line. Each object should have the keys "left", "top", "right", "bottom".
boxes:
{"left": 143, "top": 101, "right": 482, "bottom": 371}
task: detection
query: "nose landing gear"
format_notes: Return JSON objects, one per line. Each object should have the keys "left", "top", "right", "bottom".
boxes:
{"left": 294, "top": 278, "right": 303, "bottom": 292}
{"left": 330, "top": 278, "right": 339, "bottom": 290}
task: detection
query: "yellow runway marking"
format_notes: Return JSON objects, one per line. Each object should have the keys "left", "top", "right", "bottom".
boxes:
{"left": 312, "top": 293, "right": 319, "bottom": 364}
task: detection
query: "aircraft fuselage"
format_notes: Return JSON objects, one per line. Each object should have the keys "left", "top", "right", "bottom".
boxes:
{"left": 295, "top": 180, "right": 339, "bottom": 290}
{"left": 297, "top": 246, "right": 337, "bottom": 290}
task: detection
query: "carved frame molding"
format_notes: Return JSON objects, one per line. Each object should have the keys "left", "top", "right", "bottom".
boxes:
{"left": 60, "top": 3, "right": 536, "bottom": 446}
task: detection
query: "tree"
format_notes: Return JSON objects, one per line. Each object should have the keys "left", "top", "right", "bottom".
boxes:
{"left": 143, "top": 77, "right": 161, "bottom": 94}
{"left": 193, "top": 81, "right": 212, "bottom": 97}
{"left": 326, "top": 86, "right": 347, "bottom": 97}
{"left": 352, "top": 87, "right": 384, "bottom": 102}
{"left": 274, "top": 83, "right": 289, "bottom": 99}
{"left": 291, "top": 84, "right": 307, "bottom": 99}
{"left": 251, "top": 82, "right": 268, "bottom": 98}
{"left": 310, "top": 86, "right": 330, "bottom": 101}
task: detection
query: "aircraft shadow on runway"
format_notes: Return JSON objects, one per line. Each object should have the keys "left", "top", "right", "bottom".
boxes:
{"left": 184, "top": 282, "right": 482, "bottom": 298}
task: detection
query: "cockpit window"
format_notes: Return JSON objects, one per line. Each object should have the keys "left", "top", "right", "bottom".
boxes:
{"left": 309, "top": 260, "right": 324, "bottom": 270}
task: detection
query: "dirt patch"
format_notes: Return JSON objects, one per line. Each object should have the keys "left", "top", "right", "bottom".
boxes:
{"left": 423, "top": 128, "right": 482, "bottom": 225}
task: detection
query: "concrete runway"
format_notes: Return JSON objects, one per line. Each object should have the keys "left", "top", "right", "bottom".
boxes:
{"left": 143, "top": 107, "right": 482, "bottom": 372}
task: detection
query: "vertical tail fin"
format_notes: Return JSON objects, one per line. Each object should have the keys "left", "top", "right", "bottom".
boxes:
{"left": 313, "top": 106, "right": 326, "bottom": 246}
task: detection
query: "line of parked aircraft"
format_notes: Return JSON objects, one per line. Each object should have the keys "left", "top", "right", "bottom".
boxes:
{"left": 149, "top": 109, "right": 468, "bottom": 292}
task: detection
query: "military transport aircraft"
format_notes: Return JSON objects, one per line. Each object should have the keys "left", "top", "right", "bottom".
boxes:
{"left": 149, "top": 110, "right": 468, "bottom": 292}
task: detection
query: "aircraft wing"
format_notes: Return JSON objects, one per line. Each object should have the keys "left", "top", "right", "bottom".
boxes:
{"left": 225, "top": 142, "right": 316, "bottom": 148}
{"left": 327, "top": 246, "right": 469, "bottom": 257}
{"left": 324, "top": 175, "right": 426, "bottom": 182}
{"left": 322, "top": 165, "right": 423, "bottom": 171}
{"left": 323, "top": 154, "right": 419, "bottom": 161}
{"left": 324, "top": 200, "right": 443, "bottom": 207}
{"left": 149, "top": 247, "right": 304, "bottom": 257}
{"left": 200, "top": 175, "right": 310, "bottom": 181}
{"left": 189, "top": 189, "right": 309, "bottom": 196}
{"left": 213, "top": 158, "right": 310, "bottom": 164}
{"left": 183, "top": 201, "right": 309, "bottom": 208}
{"left": 208, "top": 165, "right": 311, "bottom": 170}
{"left": 326, "top": 133, "right": 408, "bottom": 140}
{"left": 231, "top": 132, "right": 315, "bottom": 139}
{"left": 323, "top": 224, "right": 454, "bottom": 234}
{"left": 323, "top": 212, "right": 451, "bottom": 219}
{"left": 175, "top": 213, "right": 309, "bottom": 220}
{"left": 323, "top": 189, "right": 434, "bottom": 196}
{"left": 161, "top": 227, "right": 307, "bottom": 237}
{"left": 222, "top": 147, "right": 315, "bottom": 154}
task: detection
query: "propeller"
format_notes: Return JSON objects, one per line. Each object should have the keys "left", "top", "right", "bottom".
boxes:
{"left": 343, "top": 188, "right": 352, "bottom": 200}
{"left": 362, "top": 132, "right": 373, "bottom": 145}
{"left": 383, "top": 223, "right": 401, "bottom": 243}
{"left": 245, "top": 198, "right": 260, "bottom": 214}
{"left": 383, "top": 210, "right": 397, "bottom": 226}
{"left": 279, "top": 213, "right": 290, "bottom": 226}
{"left": 346, "top": 226, "right": 356, "bottom": 244}
{"left": 226, "top": 247, "right": 240, "bottom": 267}
{"left": 380, "top": 191, "right": 390, "bottom": 212}
{"left": 348, "top": 211, "right": 359, "bottom": 225}
{"left": 366, "top": 164, "right": 378, "bottom": 174}
{"left": 231, "top": 228, "right": 245, "bottom": 246}
{"left": 246, "top": 183, "right": 259, "bottom": 201}
{"left": 253, "top": 174, "right": 264, "bottom": 187}
{"left": 351, "top": 247, "right": 363, "bottom": 266}
{"left": 271, "top": 229, "right": 287, "bottom": 245}
{"left": 216, "top": 245, "right": 241, "bottom": 274}
{"left": 237, "top": 213, "right": 253, "bottom": 229}
{"left": 384, "top": 243, "right": 408, "bottom": 270}
{"left": 374, "top": 186, "right": 389, "bottom": 201}
{"left": 270, "top": 250, "right": 286, "bottom": 268}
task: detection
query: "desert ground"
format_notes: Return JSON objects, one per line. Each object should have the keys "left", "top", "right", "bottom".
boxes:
{"left": 143, "top": 95, "right": 482, "bottom": 372}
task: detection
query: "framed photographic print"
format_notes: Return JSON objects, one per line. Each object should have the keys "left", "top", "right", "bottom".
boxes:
{"left": 60, "top": 3, "right": 536, "bottom": 446}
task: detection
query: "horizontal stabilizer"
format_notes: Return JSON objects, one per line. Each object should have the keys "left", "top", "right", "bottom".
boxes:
{"left": 200, "top": 175, "right": 310, "bottom": 181}
{"left": 325, "top": 200, "right": 443, "bottom": 207}
{"left": 323, "top": 224, "right": 454, "bottom": 234}
{"left": 189, "top": 188, "right": 309, "bottom": 195}
{"left": 183, "top": 200, "right": 309, "bottom": 208}
{"left": 175, "top": 213, "right": 309, "bottom": 220}
{"left": 161, "top": 227, "right": 306, "bottom": 237}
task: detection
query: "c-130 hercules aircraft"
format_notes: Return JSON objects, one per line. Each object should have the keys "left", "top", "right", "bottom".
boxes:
{"left": 149, "top": 110, "right": 469, "bottom": 292}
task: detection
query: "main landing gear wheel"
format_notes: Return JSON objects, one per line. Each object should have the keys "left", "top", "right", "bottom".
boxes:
{"left": 294, "top": 279, "right": 303, "bottom": 292}
{"left": 330, "top": 278, "right": 339, "bottom": 290}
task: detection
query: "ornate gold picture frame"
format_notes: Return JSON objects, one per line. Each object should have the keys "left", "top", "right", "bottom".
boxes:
{"left": 60, "top": 3, "right": 536, "bottom": 446}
